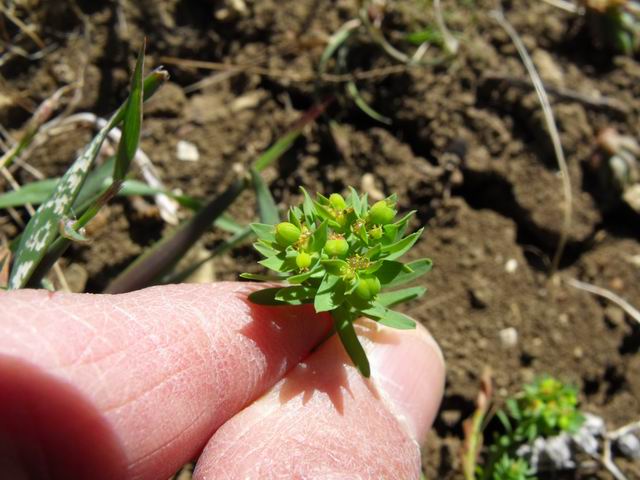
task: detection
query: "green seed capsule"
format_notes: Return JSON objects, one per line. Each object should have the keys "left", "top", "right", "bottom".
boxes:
{"left": 355, "top": 276, "right": 381, "bottom": 300}
{"left": 368, "top": 200, "right": 396, "bottom": 225}
{"left": 295, "top": 252, "right": 312, "bottom": 269}
{"left": 275, "top": 222, "right": 301, "bottom": 247}
{"left": 329, "top": 193, "right": 347, "bottom": 211}
{"left": 325, "top": 238, "right": 349, "bottom": 257}
{"left": 369, "top": 225, "right": 383, "bottom": 239}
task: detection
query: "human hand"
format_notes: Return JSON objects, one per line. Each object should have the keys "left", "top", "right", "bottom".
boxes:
{"left": 0, "top": 283, "right": 444, "bottom": 479}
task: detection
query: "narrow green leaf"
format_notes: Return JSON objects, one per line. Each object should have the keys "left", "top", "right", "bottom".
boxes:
{"left": 346, "top": 81, "right": 392, "bottom": 125}
{"left": 405, "top": 27, "right": 443, "bottom": 46}
{"left": 348, "top": 186, "right": 361, "bottom": 215}
{"left": 313, "top": 201, "right": 334, "bottom": 222}
{"left": 314, "top": 274, "right": 342, "bottom": 312}
{"left": 215, "top": 214, "right": 245, "bottom": 234}
{"left": 259, "top": 253, "right": 288, "bottom": 272}
{"left": 251, "top": 168, "right": 280, "bottom": 224}
{"left": 321, "top": 259, "right": 348, "bottom": 276}
{"left": 376, "top": 308, "right": 416, "bottom": 329}
{"left": 250, "top": 223, "right": 276, "bottom": 242}
{"left": 8, "top": 120, "right": 114, "bottom": 289}
{"left": 310, "top": 221, "right": 328, "bottom": 251}
{"left": 381, "top": 229, "right": 424, "bottom": 261}
{"left": 9, "top": 63, "right": 169, "bottom": 289}
{"left": 162, "top": 225, "right": 253, "bottom": 284}
{"left": 275, "top": 285, "right": 316, "bottom": 305}
{"left": 377, "top": 286, "right": 426, "bottom": 308}
{"left": 114, "top": 42, "right": 145, "bottom": 181}
{"left": 0, "top": 179, "right": 58, "bottom": 208}
{"left": 118, "top": 180, "right": 201, "bottom": 211}
{"left": 287, "top": 269, "right": 317, "bottom": 284}
{"left": 253, "top": 241, "right": 278, "bottom": 258}
{"left": 333, "top": 307, "right": 370, "bottom": 377}
{"left": 300, "top": 187, "right": 316, "bottom": 224}
{"left": 384, "top": 258, "right": 433, "bottom": 288}
{"left": 288, "top": 207, "right": 302, "bottom": 229}
{"left": 319, "top": 20, "right": 357, "bottom": 75}
{"left": 239, "top": 272, "right": 284, "bottom": 281}
{"left": 248, "top": 287, "right": 287, "bottom": 306}
{"left": 252, "top": 100, "right": 330, "bottom": 174}
{"left": 365, "top": 243, "right": 382, "bottom": 259}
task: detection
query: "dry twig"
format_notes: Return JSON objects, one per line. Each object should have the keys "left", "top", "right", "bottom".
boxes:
{"left": 490, "top": 9, "right": 573, "bottom": 276}
{"left": 567, "top": 278, "right": 640, "bottom": 325}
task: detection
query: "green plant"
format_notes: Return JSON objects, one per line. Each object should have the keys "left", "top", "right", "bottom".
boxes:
{"left": 480, "top": 376, "right": 584, "bottom": 479}
{"left": 583, "top": 0, "right": 640, "bottom": 54}
{"left": 242, "top": 188, "right": 432, "bottom": 377}
{"left": 489, "top": 455, "right": 535, "bottom": 480}
{"left": 6, "top": 43, "right": 167, "bottom": 289}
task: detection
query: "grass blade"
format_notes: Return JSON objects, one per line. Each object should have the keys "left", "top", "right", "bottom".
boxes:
{"left": 9, "top": 49, "right": 168, "bottom": 289}
{"left": 8, "top": 117, "right": 116, "bottom": 289}
{"left": 0, "top": 179, "right": 59, "bottom": 208}
{"left": 105, "top": 101, "right": 330, "bottom": 294}
{"left": 105, "top": 177, "right": 248, "bottom": 293}
{"left": 251, "top": 167, "right": 280, "bottom": 224}
{"left": 346, "top": 81, "right": 392, "bottom": 125}
{"left": 252, "top": 99, "right": 331, "bottom": 173}
{"left": 114, "top": 42, "right": 145, "bottom": 181}
{"left": 319, "top": 19, "right": 360, "bottom": 75}
{"left": 160, "top": 225, "right": 253, "bottom": 284}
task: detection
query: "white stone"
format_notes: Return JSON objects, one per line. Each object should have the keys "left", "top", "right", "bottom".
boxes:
{"left": 176, "top": 140, "right": 200, "bottom": 162}
{"left": 499, "top": 327, "right": 518, "bottom": 348}
{"left": 616, "top": 433, "right": 640, "bottom": 459}
{"left": 505, "top": 258, "right": 518, "bottom": 273}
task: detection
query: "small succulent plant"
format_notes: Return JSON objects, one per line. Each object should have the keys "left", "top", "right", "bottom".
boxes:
{"left": 490, "top": 455, "right": 536, "bottom": 480}
{"left": 242, "top": 188, "right": 432, "bottom": 377}
{"left": 481, "top": 376, "right": 584, "bottom": 479}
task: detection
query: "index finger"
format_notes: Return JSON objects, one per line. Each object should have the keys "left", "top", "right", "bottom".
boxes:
{"left": 0, "top": 282, "right": 332, "bottom": 480}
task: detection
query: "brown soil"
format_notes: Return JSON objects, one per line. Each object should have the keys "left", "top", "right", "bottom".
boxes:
{"left": 1, "top": 0, "right": 639, "bottom": 478}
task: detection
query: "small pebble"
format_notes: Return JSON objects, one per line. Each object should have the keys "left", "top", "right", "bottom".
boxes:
{"left": 616, "top": 433, "right": 640, "bottom": 460}
{"left": 499, "top": 327, "right": 518, "bottom": 348}
{"left": 176, "top": 140, "right": 200, "bottom": 162}
{"left": 505, "top": 258, "right": 518, "bottom": 273}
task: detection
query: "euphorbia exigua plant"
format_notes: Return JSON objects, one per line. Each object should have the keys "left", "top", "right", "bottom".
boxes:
{"left": 242, "top": 188, "right": 432, "bottom": 377}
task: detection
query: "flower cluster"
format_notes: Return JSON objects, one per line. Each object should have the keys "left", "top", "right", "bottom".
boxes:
{"left": 243, "top": 188, "right": 431, "bottom": 377}
{"left": 515, "top": 377, "right": 585, "bottom": 437}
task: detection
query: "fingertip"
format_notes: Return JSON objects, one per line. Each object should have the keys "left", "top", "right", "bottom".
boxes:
{"left": 361, "top": 320, "right": 445, "bottom": 444}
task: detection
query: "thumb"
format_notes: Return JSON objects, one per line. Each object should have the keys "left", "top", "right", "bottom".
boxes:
{"left": 193, "top": 318, "right": 445, "bottom": 479}
{"left": 0, "top": 283, "right": 332, "bottom": 480}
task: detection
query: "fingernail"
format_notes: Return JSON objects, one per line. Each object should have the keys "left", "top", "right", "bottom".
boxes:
{"left": 360, "top": 320, "right": 445, "bottom": 444}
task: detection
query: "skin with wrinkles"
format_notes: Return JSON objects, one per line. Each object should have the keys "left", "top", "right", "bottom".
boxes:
{"left": 194, "top": 321, "right": 444, "bottom": 479}
{"left": 0, "top": 282, "right": 444, "bottom": 480}
{"left": 0, "top": 283, "right": 333, "bottom": 479}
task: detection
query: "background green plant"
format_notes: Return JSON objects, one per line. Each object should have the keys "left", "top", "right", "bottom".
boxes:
{"left": 480, "top": 376, "right": 585, "bottom": 480}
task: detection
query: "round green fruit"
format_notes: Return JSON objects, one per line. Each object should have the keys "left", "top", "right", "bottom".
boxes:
{"left": 275, "top": 222, "right": 301, "bottom": 247}
{"left": 329, "top": 193, "right": 347, "bottom": 211}
{"left": 325, "top": 238, "right": 349, "bottom": 257}
{"left": 368, "top": 201, "right": 395, "bottom": 225}
{"left": 354, "top": 276, "right": 381, "bottom": 300}
{"left": 295, "top": 252, "right": 312, "bottom": 269}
